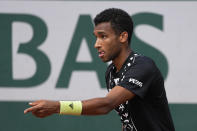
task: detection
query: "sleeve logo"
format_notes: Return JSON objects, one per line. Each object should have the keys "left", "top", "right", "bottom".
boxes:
{"left": 129, "top": 78, "right": 143, "bottom": 88}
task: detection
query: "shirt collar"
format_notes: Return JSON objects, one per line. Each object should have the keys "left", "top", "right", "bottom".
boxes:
{"left": 112, "top": 51, "right": 135, "bottom": 75}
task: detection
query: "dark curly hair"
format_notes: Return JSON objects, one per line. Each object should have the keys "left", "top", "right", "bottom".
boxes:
{"left": 94, "top": 8, "right": 133, "bottom": 44}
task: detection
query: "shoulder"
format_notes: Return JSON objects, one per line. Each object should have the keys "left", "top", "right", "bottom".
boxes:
{"left": 129, "top": 54, "right": 158, "bottom": 75}
{"left": 134, "top": 54, "right": 154, "bottom": 65}
{"left": 134, "top": 54, "right": 156, "bottom": 67}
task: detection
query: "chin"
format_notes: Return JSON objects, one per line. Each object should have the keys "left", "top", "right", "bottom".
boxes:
{"left": 101, "top": 58, "right": 111, "bottom": 63}
{"left": 100, "top": 55, "right": 112, "bottom": 63}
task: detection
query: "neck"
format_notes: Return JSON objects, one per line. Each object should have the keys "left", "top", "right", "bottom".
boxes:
{"left": 112, "top": 48, "right": 132, "bottom": 72}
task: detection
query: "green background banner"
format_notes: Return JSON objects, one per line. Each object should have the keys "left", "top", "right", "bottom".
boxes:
{"left": 0, "top": 102, "right": 197, "bottom": 131}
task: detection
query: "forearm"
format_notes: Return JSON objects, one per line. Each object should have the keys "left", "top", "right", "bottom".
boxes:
{"left": 61, "top": 86, "right": 134, "bottom": 116}
{"left": 81, "top": 97, "right": 114, "bottom": 115}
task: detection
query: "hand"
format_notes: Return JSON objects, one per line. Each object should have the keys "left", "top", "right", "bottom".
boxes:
{"left": 24, "top": 100, "right": 60, "bottom": 118}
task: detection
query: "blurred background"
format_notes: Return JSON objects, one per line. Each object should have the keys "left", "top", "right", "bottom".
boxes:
{"left": 0, "top": 0, "right": 197, "bottom": 131}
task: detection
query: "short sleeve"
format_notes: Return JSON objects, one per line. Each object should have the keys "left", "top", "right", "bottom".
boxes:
{"left": 118, "top": 57, "right": 156, "bottom": 98}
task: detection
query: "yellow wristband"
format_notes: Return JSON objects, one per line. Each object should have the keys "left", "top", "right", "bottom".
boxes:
{"left": 59, "top": 101, "right": 82, "bottom": 115}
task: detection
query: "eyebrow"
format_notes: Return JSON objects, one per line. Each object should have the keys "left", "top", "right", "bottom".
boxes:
{"left": 94, "top": 31, "right": 106, "bottom": 35}
{"left": 97, "top": 31, "right": 105, "bottom": 34}
{"left": 93, "top": 30, "right": 106, "bottom": 36}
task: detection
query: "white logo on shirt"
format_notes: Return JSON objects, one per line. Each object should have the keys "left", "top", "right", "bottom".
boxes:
{"left": 129, "top": 78, "right": 143, "bottom": 87}
{"left": 114, "top": 78, "right": 120, "bottom": 85}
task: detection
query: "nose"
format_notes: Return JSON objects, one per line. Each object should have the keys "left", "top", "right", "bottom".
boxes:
{"left": 94, "top": 39, "right": 101, "bottom": 49}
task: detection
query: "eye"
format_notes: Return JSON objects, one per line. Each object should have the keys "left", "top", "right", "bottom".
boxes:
{"left": 101, "top": 34, "right": 107, "bottom": 39}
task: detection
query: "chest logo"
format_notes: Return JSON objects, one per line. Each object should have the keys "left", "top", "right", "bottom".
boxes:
{"left": 114, "top": 78, "right": 120, "bottom": 85}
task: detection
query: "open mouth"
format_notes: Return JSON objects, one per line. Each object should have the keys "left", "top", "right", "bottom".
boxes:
{"left": 98, "top": 51, "right": 105, "bottom": 58}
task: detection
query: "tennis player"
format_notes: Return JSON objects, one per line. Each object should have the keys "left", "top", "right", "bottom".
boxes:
{"left": 24, "top": 8, "right": 175, "bottom": 131}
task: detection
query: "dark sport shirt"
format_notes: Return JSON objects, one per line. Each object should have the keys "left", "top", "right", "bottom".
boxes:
{"left": 105, "top": 52, "right": 175, "bottom": 131}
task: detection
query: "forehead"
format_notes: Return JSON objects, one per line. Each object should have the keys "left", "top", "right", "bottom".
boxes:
{"left": 94, "top": 22, "right": 115, "bottom": 35}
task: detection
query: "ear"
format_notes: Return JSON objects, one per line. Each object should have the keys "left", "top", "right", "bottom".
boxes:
{"left": 119, "top": 31, "right": 128, "bottom": 43}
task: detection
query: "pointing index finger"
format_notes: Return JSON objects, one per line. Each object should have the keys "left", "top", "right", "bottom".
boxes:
{"left": 24, "top": 105, "right": 39, "bottom": 114}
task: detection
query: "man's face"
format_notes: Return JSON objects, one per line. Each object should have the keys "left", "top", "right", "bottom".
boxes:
{"left": 93, "top": 22, "right": 121, "bottom": 62}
